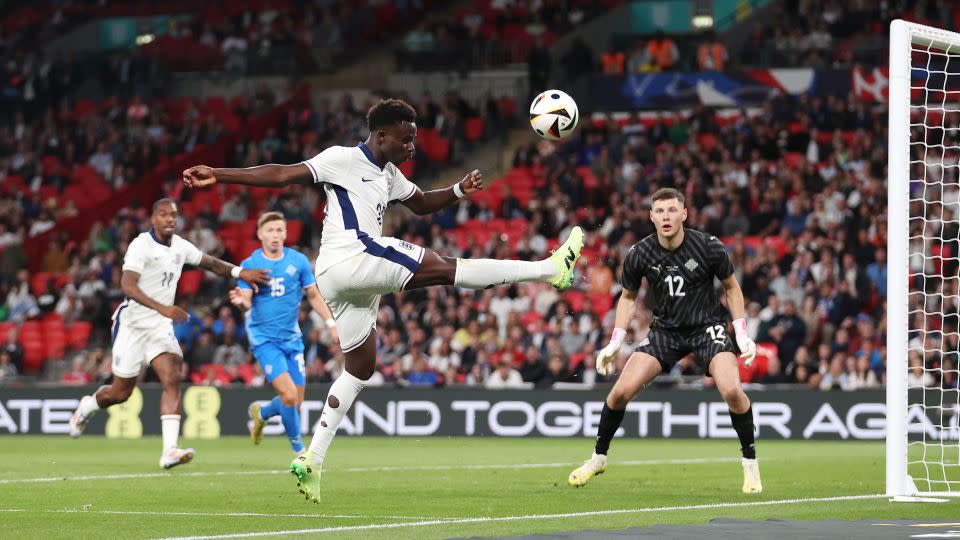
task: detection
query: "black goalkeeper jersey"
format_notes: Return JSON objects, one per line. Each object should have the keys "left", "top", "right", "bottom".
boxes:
{"left": 620, "top": 228, "right": 734, "bottom": 331}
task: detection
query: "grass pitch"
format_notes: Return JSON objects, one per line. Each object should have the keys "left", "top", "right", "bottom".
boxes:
{"left": 1, "top": 436, "right": 957, "bottom": 539}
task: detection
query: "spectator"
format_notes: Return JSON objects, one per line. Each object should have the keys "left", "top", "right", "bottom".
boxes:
{"left": 0, "top": 351, "right": 17, "bottom": 384}
{"left": 907, "top": 351, "right": 935, "bottom": 388}
{"left": 600, "top": 41, "right": 625, "bottom": 75}
{"left": 407, "top": 355, "right": 438, "bottom": 386}
{"left": 62, "top": 355, "right": 93, "bottom": 385}
{"left": 697, "top": 31, "right": 728, "bottom": 71}
{"left": 640, "top": 30, "right": 678, "bottom": 72}
{"left": 819, "top": 353, "right": 849, "bottom": 391}
{"left": 219, "top": 193, "right": 249, "bottom": 223}
{"left": 213, "top": 332, "right": 246, "bottom": 368}
{"left": 2, "top": 330, "right": 25, "bottom": 373}
{"left": 848, "top": 354, "right": 880, "bottom": 389}
{"left": 485, "top": 359, "right": 525, "bottom": 389}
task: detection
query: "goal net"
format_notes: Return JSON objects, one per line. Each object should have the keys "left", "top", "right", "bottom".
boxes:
{"left": 888, "top": 19, "right": 960, "bottom": 499}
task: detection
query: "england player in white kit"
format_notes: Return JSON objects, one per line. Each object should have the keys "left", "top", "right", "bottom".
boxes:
{"left": 69, "top": 199, "right": 270, "bottom": 469}
{"left": 182, "top": 99, "right": 585, "bottom": 501}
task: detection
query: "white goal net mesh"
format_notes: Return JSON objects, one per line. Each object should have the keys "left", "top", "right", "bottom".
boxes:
{"left": 906, "top": 29, "right": 960, "bottom": 494}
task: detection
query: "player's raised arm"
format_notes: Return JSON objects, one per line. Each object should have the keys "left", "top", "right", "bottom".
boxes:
{"left": 401, "top": 169, "right": 485, "bottom": 216}
{"left": 182, "top": 163, "right": 313, "bottom": 189}
{"left": 120, "top": 270, "right": 189, "bottom": 322}
{"left": 197, "top": 254, "right": 272, "bottom": 293}
{"left": 721, "top": 274, "right": 757, "bottom": 366}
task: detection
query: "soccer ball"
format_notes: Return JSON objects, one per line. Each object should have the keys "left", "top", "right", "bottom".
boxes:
{"left": 529, "top": 89, "right": 579, "bottom": 141}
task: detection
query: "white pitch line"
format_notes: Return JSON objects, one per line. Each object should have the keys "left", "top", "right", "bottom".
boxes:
{"left": 0, "top": 509, "right": 439, "bottom": 520}
{"left": 151, "top": 494, "right": 890, "bottom": 540}
{"left": 0, "top": 470, "right": 286, "bottom": 485}
{"left": 0, "top": 457, "right": 739, "bottom": 485}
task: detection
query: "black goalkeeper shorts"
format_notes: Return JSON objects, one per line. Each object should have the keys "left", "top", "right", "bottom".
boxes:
{"left": 635, "top": 323, "right": 737, "bottom": 374}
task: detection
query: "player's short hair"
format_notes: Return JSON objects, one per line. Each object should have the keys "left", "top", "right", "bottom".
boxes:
{"left": 257, "top": 212, "right": 285, "bottom": 229}
{"left": 152, "top": 198, "right": 177, "bottom": 214}
{"left": 650, "top": 188, "right": 685, "bottom": 206}
{"left": 367, "top": 99, "right": 417, "bottom": 131}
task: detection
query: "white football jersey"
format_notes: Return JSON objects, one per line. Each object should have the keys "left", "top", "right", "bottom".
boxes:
{"left": 113, "top": 230, "right": 203, "bottom": 329}
{"left": 302, "top": 143, "right": 418, "bottom": 273}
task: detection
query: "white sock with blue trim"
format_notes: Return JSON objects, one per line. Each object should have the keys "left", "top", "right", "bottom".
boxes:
{"left": 454, "top": 258, "right": 555, "bottom": 289}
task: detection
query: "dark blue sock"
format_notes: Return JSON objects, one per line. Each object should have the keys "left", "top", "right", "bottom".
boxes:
{"left": 279, "top": 403, "right": 304, "bottom": 453}
{"left": 260, "top": 396, "right": 282, "bottom": 420}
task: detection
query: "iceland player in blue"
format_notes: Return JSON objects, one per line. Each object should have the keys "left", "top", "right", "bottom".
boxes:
{"left": 230, "top": 212, "right": 338, "bottom": 454}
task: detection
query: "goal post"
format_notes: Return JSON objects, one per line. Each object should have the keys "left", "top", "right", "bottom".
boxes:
{"left": 887, "top": 19, "right": 960, "bottom": 500}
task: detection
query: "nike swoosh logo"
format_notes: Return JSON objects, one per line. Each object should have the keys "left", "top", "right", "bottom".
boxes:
{"left": 361, "top": 177, "right": 375, "bottom": 182}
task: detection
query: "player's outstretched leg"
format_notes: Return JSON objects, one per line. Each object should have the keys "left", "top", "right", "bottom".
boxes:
{"left": 709, "top": 352, "right": 761, "bottom": 493}
{"left": 570, "top": 352, "right": 661, "bottom": 487}
{"left": 452, "top": 226, "right": 584, "bottom": 291}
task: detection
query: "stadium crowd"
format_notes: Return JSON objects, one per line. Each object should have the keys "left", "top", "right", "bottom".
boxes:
{"left": 4, "top": 81, "right": 944, "bottom": 393}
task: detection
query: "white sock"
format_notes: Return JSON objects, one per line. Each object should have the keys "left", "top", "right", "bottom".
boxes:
{"left": 307, "top": 370, "right": 365, "bottom": 467}
{"left": 79, "top": 395, "right": 100, "bottom": 417}
{"left": 454, "top": 258, "right": 555, "bottom": 289}
{"left": 161, "top": 414, "right": 180, "bottom": 451}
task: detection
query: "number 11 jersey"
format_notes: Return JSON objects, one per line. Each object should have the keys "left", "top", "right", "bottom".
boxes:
{"left": 115, "top": 229, "right": 203, "bottom": 329}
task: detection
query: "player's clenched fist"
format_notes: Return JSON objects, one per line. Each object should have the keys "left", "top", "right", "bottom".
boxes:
{"left": 596, "top": 328, "right": 626, "bottom": 376}
{"left": 183, "top": 165, "right": 217, "bottom": 188}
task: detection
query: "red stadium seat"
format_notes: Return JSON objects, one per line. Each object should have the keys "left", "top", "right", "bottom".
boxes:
{"left": 22, "top": 341, "right": 46, "bottom": 373}
{"left": 285, "top": 220, "right": 303, "bottom": 245}
{"left": 465, "top": 118, "right": 485, "bottom": 141}
{"left": 398, "top": 160, "right": 415, "bottom": 179}
{"left": 46, "top": 334, "right": 67, "bottom": 360}
{"left": 0, "top": 322, "right": 15, "bottom": 342}
{"left": 178, "top": 270, "right": 204, "bottom": 296}
{"left": 422, "top": 136, "right": 451, "bottom": 163}
{"left": 68, "top": 321, "right": 93, "bottom": 350}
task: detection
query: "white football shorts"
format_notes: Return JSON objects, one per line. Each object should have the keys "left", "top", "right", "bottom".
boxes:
{"left": 110, "top": 320, "right": 182, "bottom": 378}
{"left": 316, "top": 236, "right": 424, "bottom": 352}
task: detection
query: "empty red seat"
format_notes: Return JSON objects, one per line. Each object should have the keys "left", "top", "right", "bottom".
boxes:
{"left": 68, "top": 321, "right": 93, "bottom": 349}
{"left": 0, "top": 322, "right": 15, "bottom": 342}
{"left": 22, "top": 341, "right": 46, "bottom": 373}
{"left": 398, "top": 160, "right": 415, "bottom": 179}
{"left": 465, "top": 117, "right": 485, "bottom": 141}
{"left": 46, "top": 334, "right": 67, "bottom": 360}
{"left": 178, "top": 270, "right": 204, "bottom": 296}
{"left": 285, "top": 220, "right": 303, "bottom": 245}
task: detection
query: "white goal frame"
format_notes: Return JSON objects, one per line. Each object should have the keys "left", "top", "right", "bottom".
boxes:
{"left": 887, "top": 18, "right": 960, "bottom": 500}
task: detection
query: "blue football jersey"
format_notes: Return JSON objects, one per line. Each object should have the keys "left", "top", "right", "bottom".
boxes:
{"left": 239, "top": 247, "right": 315, "bottom": 346}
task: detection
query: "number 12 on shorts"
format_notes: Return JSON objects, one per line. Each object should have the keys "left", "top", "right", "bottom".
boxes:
{"left": 706, "top": 324, "right": 725, "bottom": 344}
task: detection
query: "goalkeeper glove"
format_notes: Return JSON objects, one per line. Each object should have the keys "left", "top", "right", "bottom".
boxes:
{"left": 733, "top": 318, "right": 756, "bottom": 366}
{"left": 596, "top": 328, "right": 626, "bottom": 376}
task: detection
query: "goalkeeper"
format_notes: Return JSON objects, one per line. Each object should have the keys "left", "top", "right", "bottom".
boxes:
{"left": 568, "top": 188, "right": 761, "bottom": 494}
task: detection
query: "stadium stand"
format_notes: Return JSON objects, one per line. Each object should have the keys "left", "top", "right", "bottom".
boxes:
{"left": 4, "top": 1, "right": 948, "bottom": 396}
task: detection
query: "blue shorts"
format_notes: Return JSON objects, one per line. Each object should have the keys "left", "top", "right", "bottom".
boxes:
{"left": 252, "top": 340, "right": 305, "bottom": 386}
